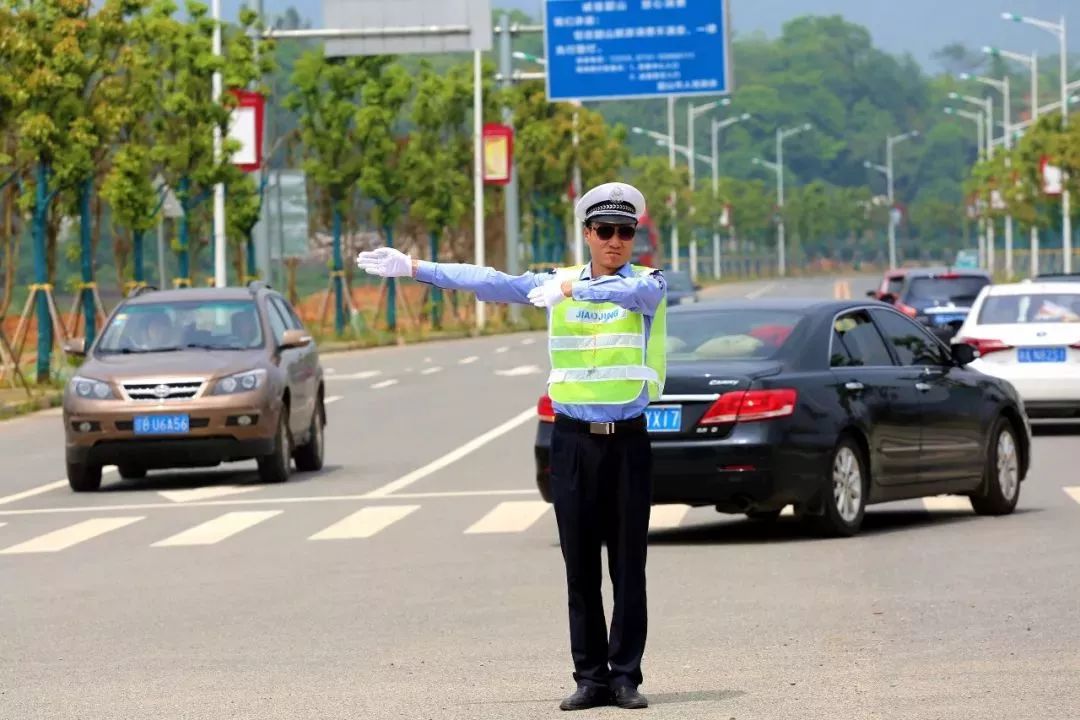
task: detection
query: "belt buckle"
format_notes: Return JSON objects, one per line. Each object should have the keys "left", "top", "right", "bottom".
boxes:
{"left": 589, "top": 421, "right": 615, "bottom": 435}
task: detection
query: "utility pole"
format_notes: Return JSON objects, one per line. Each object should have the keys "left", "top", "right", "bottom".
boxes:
{"left": 498, "top": 14, "right": 521, "bottom": 324}
{"left": 211, "top": 0, "right": 226, "bottom": 287}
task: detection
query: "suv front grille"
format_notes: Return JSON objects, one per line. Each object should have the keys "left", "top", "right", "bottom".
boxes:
{"left": 121, "top": 380, "right": 205, "bottom": 401}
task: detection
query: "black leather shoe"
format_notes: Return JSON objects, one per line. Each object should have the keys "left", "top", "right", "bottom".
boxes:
{"left": 560, "top": 685, "right": 609, "bottom": 711}
{"left": 611, "top": 685, "right": 648, "bottom": 709}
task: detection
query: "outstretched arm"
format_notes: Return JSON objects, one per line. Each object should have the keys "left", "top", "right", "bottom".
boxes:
{"left": 412, "top": 260, "right": 545, "bottom": 305}
{"left": 565, "top": 270, "right": 666, "bottom": 316}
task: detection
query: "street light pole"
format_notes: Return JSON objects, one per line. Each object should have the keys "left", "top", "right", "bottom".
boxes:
{"left": 211, "top": 0, "right": 226, "bottom": 287}
{"left": 952, "top": 91, "right": 996, "bottom": 269}
{"left": 882, "top": 131, "right": 918, "bottom": 269}
{"left": 667, "top": 96, "right": 678, "bottom": 271}
{"left": 772, "top": 123, "right": 812, "bottom": 277}
{"left": 945, "top": 106, "right": 988, "bottom": 265}
{"left": 963, "top": 71, "right": 1015, "bottom": 276}
{"left": 1004, "top": 12, "right": 1071, "bottom": 273}
{"left": 710, "top": 113, "right": 751, "bottom": 279}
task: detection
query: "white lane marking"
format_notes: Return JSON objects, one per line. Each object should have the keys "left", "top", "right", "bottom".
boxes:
{"left": 328, "top": 370, "right": 381, "bottom": 381}
{"left": 744, "top": 282, "right": 777, "bottom": 299}
{"left": 420, "top": 366, "right": 443, "bottom": 375}
{"left": 649, "top": 504, "right": 690, "bottom": 530}
{"left": 325, "top": 395, "right": 344, "bottom": 405}
{"left": 780, "top": 505, "right": 795, "bottom": 517}
{"left": 495, "top": 364, "right": 542, "bottom": 377}
{"left": 495, "top": 346, "right": 509, "bottom": 354}
{"left": 0, "top": 468, "right": 117, "bottom": 506}
{"left": 459, "top": 356, "right": 479, "bottom": 365}
{"left": 0, "top": 517, "right": 143, "bottom": 554}
{"left": 326, "top": 368, "right": 337, "bottom": 374}
{"left": 465, "top": 501, "right": 551, "bottom": 534}
{"left": 1064, "top": 487, "right": 1080, "bottom": 505}
{"left": 520, "top": 337, "right": 536, "bottom": 345}
{"left": 309, "top": 505, "right": 420, "bottom": 540}
{"left": 0, "top": 522, "right": 7, "bottom": 528}
{"left": 151, "top": 510, "right": 281, "bottom": 547}
{"left": 366, "top": 407, "right": 538, "bottom": 498}
{"left": 157, "top": 485, "right": 263, "bottom": 503}
{"left": 371, "top": 379, "right": 399, "bottom": 390}
{"left": 0, "top": 489, "right": 540, "bottom": 517}
{"left": 923, "top": 496, "right": 972, "bottom": 512}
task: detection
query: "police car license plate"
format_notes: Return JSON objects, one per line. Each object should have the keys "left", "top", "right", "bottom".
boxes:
{"left": 133, "top": 414, "right": 190, "bottom": 434}
{"left": 645, "top": 405, "right": 681, "bottom": 433}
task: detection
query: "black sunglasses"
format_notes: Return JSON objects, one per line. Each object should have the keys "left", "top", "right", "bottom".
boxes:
{"left": 590, "top": 224, "right": 636, "bottom": 241}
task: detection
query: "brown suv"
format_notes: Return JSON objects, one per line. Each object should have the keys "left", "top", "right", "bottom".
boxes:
{"left": 62, "top": 282, "right": 326, "bottom": 491}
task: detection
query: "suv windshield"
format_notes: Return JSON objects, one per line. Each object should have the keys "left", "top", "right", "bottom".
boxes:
{"left": 667, "top": 309, "right": 804, "bottom": 361}
{"left": 96, "top": 299, "right": 264, "bottom": 353}
{"left": 906, "top": 276, "right": 988, "bottom": 304}
{"left": 978, "top": 293, "right": 1080, "bottom": 324}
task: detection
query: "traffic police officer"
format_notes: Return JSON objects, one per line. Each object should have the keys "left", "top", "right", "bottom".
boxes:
{"left": 356, "top": 182, "right": 666, "bottom": 711}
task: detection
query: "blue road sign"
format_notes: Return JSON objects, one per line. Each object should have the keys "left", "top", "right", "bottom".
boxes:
{"left": 543, "top": 0, "right": 731, "bottom": 102}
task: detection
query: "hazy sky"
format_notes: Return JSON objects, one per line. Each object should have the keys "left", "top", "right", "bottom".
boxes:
{"left": 242, "top": 0, "right": 1079, "bottom": 72}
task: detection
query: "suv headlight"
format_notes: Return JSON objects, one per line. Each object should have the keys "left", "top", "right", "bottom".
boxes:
{"left": 210, "top": 369, "right": 266, "bottom": 396}
{"left": 71, "top": 376, "right": 116, "bottom": 400}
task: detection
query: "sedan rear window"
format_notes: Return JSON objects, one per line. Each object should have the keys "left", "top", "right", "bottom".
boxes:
{"left": 666, "top": 310, "right": 804, "bottom": 361}
{"left": 977, "top": 293, "right": 1080, "bottom": 324}
{"left": 906, "top": 276, "right": 988, "bottom": 304}
{"left": 97, "top": 299, "right": 264, "bottom": 353}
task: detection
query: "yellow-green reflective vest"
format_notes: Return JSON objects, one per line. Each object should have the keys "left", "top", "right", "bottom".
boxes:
{"left": 547, "top": 264, "right": 667, "bottom": 406}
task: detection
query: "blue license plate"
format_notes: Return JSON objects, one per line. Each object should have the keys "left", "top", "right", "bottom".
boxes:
{"left": 1017, "top": 347, "right": 1066, "bottom": 363}
{"left": 932, "top": 314, "right": 964, "bottom": 325}
{"left": 645, "top": 405, "right": 682, "bottom": 433}
{"left": 133, "top": 414, "right": 190, "bottom": 434}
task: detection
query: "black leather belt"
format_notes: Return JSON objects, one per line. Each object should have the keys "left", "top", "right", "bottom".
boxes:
{"left": 554, "top": 413, "right": 646, "bottom": 435}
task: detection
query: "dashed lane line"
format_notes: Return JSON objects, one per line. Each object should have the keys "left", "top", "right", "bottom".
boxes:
{"left": 1064, "top": 487, "right": 1080, "bottom": 505}
{"left": 371, "top": 379, "right": 399, "bottom": 389}
{"left": 459, "top": 356, "right": 479, "bottom": 365}
{"left": 744, "top": 282, "right": 777, "bottom": 299}
{"left": 0, "top": 516, "right": 143, "bottom": 554}
{"left": 310, "top": 505, "right": 420, "bottom": 540}
{"left": 495, "top": 346, "right": 509, "bottom": 354}
{"left": 421, "top": 367, "right": 443, "bottom": 375}
{"left": 325, "top": 395, "right": 344, "bottom": 405}
{"left": 464, "top": 501, "right": 551, "bottom": 534}
{"left": 922, "top": 496, "right": 973, "bottom": 512}
{"left": 151, "top": 510, "right": 282, "bottom": 547}
{"left": 649, "top": 504, "right": 691, "bottom": 530}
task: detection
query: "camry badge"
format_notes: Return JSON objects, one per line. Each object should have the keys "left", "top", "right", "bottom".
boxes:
{"left": 708, "top": 379, "right": 740, "bottom": 386}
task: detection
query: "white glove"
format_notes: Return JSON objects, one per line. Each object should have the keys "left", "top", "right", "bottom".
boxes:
{"left": 528, "top": 278, "right": 569, "bottom": 308}
{"left": 356, "top": 247, "right": 413, "bottom": 278}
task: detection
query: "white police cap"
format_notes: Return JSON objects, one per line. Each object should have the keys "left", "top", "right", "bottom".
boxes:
{"left": 574, "top": 182, "right": 646, "bottom": 225}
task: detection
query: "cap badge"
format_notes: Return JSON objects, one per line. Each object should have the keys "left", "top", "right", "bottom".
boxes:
{"left": 610, "top": 186, "right": 624, "bottom": 202}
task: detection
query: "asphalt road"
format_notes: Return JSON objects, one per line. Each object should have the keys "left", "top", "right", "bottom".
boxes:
{"left": 2, "top": 274, "right": 1078, "bottom": 720}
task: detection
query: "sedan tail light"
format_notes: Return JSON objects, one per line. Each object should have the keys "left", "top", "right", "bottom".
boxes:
{"left": 956, "top": 337, "right": 1013, "bottom": 357}
{"left": 537, "top": 394, "right": 555, "bottom": 422}
{"left": 699, "top": 389, "right": 798, "bottom": 425}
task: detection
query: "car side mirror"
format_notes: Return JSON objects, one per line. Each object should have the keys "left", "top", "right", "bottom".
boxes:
{"left": 951, "top": 342, "right": 977, "bottom": 366}
{"left": 878, "top": 292, "right": 896, "bottom": 304}
{"left": 63, "top": 337, "right": 86, "bottom": 356}
{"left": 693, "top": 283, "right": 702, "bottom": 291}
{"left": 279, "top": 329, "right": 312, "bottom": 350}
{"left": 866, "top": 290, "right": 878, "bottom": 298}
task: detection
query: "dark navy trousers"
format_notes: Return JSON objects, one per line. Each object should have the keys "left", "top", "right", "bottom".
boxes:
{"left": 549, "top": 414, "right": 653, "bottom": 690}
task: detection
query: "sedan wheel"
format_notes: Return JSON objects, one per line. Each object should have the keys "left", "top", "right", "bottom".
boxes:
{"left": 805, "top": 436, "right": 868, "bottom": 538}
{"left": 970, "top": 417, "right": 1021, "bottom": 516}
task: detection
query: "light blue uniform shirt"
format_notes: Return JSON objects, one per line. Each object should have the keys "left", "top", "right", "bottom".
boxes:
{"left": 414, "top": 260, "right": 666, "bottom": 422}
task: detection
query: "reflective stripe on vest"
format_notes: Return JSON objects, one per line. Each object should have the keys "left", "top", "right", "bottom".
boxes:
{"left": 547, "top": 366, "right": 660, "bottom": 384}
{"left": 548, "top": 333, "right": 645, "bottom": 351}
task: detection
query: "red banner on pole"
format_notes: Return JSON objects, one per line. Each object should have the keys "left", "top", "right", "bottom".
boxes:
{"left": 482, "top": 123, "right": 513, "bottom": 186}
{"left": 228, "top": 89, "right": 265, "bottom": 172}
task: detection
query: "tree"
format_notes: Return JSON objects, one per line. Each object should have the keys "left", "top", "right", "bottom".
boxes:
{"left": 284, "top": 50, "right": 386, "bottom": 336}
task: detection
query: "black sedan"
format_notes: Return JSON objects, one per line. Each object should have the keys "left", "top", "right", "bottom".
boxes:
{"left": 534, "top": 298, "right": 1032, "bottom": 537}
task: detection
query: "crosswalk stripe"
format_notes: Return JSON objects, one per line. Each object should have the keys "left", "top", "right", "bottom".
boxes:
{"left": 464, "top": 501, "right": 551, "bottom": 534}
{"left": 151, "top": 511, "right": 281, "bottom": 547}
{"left": 923, "top": 496, "right": 972, "bottom": 512}
{"left": 1064, "top": 487, "right": 1080, "bottom": 505}
{"left": 649, "top": 504, "right": 690, "bottom": 530}
{"left": 0, "top": 517, "right": 143, "bottom": 554}
{"left": 309, "top": 505, "right": 420, "bottom": 540}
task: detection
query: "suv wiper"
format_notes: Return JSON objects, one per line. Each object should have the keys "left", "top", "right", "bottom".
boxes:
{"left": 111, "top": 346, "right": 183, "bottom": 354}
{"left": 182, "top": 343, "right": 248, "bottom": 351}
